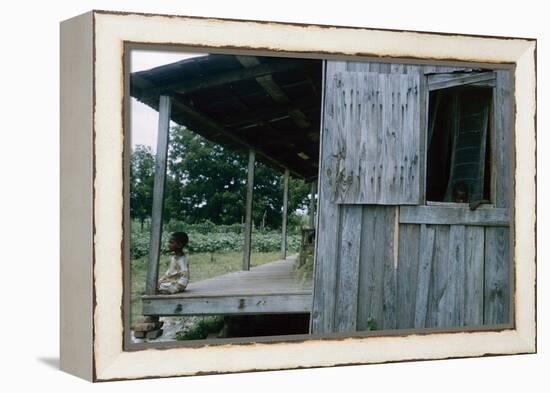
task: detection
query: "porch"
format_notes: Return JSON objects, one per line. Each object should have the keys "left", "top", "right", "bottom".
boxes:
{"left": 142, "top": 256, "right": 312, "bottom": 316}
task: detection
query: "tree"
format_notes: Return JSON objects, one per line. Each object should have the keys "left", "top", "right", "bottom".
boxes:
{"left": 129, "top": 145, "right": 155, "bottom": 230}
{"left": 130, "top": 125, "right": 312, "bottom": 229}
{"left": 167, "top": 126, "right": 248, "bottom": 225}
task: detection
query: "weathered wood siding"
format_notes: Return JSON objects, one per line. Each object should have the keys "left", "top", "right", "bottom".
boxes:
{"left": 493, "top": 70, "right": 513, "bottom": 209}
{"left": 411, "top": 224, "right": 509, "bottom": 328}
{"left": 356, "top": 206, "right": 398, "bottom": 331}
{"left": 311, "top": 60, "right": 512, "bottom": 334}
{"left": 484, "top": 227, "right": 511, "bottom": 324}
{"left": 312, "top": 213, "right": 510, "bottom": 332}
{"left": 326, "top": 72, "right": 421, "bottom": 204}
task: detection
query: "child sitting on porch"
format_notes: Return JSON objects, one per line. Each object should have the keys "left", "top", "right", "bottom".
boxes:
{"left": 157, "top": 232, "right": 190, "bottom": 294}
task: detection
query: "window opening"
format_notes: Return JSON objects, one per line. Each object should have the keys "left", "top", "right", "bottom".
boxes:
{"left": 426, "top": 85, "right": 492, "bottom": 204}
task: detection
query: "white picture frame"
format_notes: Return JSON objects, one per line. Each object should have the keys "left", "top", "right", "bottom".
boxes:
{"left": 60, "top": 10, "right": 536, "bottom": 381}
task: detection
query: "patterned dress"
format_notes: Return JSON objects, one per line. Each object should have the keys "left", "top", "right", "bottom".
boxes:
{"left": 157, "top": 254, "right": 189, "bottom": 294}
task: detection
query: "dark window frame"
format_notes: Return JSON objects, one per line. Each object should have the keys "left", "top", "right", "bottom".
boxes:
{"left": 424, "top": 71, "right": 496, "bottom": 207}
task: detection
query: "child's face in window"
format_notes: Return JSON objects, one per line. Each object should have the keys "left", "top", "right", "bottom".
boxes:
{"left": 452, "top": 183, "right": 469, "bottom": 203}
{"left": 453, "top": 189, "right": 467, "bottom": 203}
{"left": 167, "top": 238, "right": 180, "bottom": 253}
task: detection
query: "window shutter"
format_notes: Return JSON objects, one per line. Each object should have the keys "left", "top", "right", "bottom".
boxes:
{"left": 324, "top": 71, "right": 421, "bottom": 204}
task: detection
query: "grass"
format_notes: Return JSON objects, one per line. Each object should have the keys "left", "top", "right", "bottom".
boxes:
{"left": 130, "top": 250, "right": 283, "bottom": 324}
{"left": 175, "top": 316, "right": 225, "bottom": 340}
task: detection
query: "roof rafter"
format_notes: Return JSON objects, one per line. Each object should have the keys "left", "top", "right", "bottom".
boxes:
{"left": 134, "top": 58, "right": 312, "bottom": 99}
{"left": 236, "top": 56, "right": 311, "bottom": 129}
{"left": 170, "top": 100, "right": 305, "bottom": 178}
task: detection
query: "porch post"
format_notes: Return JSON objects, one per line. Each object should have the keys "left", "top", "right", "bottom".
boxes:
{"left": 145, "top": 95, "right": 172, "bottom": 295}
{"left": 280, "top": 169, "right": 289, "bottom": 259}
{"left": 243, "top": 149, "right": 255, "bottom": 270}
{"left": 309, "top": 180, "right": 316, "bottom": 229}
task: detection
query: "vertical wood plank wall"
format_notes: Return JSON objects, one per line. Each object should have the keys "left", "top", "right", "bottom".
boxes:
{"left": 327, "top": 72, "right": 421, "bottom": 204}
{"left": 311, "top": 60, "right": 512, "bottom": 334}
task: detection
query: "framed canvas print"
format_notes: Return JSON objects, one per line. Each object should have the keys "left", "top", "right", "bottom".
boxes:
{"left": 60, "top": 10, "right": 537, "bottom": 382}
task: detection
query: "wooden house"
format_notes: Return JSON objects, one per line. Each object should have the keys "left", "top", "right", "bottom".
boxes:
{"left": 131, "top": 53, "right": 512, "bottom": 334}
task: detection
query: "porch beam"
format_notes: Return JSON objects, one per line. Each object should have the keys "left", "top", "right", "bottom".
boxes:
{"left": 243, "top": 149, "right": 256, "bottom": 270}
{"left": 428, "top": 72, "right": 496, "bottom": 91}
{"left": 142, "top": 293, "right": 312, "bottom": 316}
{"left": 145, "top": 95, "right": 172, "bottom": 295}
{"left": 236, "top": 56, "right": 311, "bottom": 129}
{"left": 309, "top": 180, "right": 316, "bottom": 229}
{"left": 170, "top": 100, "right": 305, "bottom": 179}
{"left": 281, "top": 169, "right": 289, "bottom": 259}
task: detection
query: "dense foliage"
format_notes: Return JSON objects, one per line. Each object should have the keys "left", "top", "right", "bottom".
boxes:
{"left": 130, "top": 125, "right": 312, "bottom": 231}
{"left": 130, "top": 220, "right": 300, "bottom": 259}
{"left": 130, "top": 145, "right": 155, "bottom": 229}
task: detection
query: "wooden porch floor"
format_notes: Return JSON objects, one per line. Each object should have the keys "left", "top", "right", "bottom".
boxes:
{"left": 142, "top": 256, "right": 313, "bottom": 316}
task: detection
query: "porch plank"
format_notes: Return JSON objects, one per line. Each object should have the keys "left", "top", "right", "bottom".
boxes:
{"left": 142, "top": 257, "right": 312, "bottom": 316}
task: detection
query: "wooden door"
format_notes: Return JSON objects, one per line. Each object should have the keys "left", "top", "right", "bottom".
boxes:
{"left": 310, "top": 61, "right": 512, "bottom": 334}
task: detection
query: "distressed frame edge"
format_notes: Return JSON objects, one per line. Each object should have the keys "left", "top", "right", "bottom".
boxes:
{"left": 511, "top": 41, "right": 537, "bottom": 353}
{"left": 88, "top": 11, "right": 536, "bottom": 381}
{"left": 59, "top": 11, "right": 95, "bottom": 381}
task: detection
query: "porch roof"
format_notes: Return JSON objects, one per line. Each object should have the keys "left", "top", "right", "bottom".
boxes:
{"left": 130, "top": 54, "right": 322, "bottom": 180}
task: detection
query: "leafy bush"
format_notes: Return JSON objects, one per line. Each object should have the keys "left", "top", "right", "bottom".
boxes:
{"left": 188, "top": 232, "right": 241, "bottom": 253}
{"left": 165, "top": 219, "right": 244, "bottom": 235}
{"left": 175, "top": 316, "right": 225, "bottom": 340}
{"left": 130, "top": 220, "right": 300, "bottom": 259}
